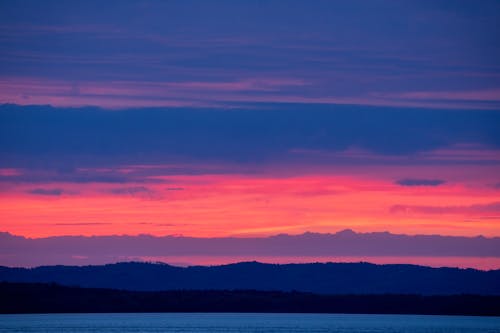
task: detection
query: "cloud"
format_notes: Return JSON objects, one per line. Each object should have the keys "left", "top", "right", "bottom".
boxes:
{"left": 390, "top": 202, "right": 500, "bottom": 215}
{"left": 53, "top": 223, "right": 112, "bottom": 226}
{"left": 1, "top": 104, "right": 500, "bottom": 170}
{"left": 293, "top": 189, "right": 341, "bottom": 197}
{"left": 107, "top": 186, "right": 162, "bottom": 200}
{"left": 1, "top": 1, "right": 500, "bottom": 110}
{"left": 0, "top": 168, "right": 22, "bottom": 176}
{"left": 395, "top": 179, "right": 445, "bottom": 186}
{"left": 27, "top": 188, "right": 64, "bottom": 196}
{"left": 108, "top": 186, "right": 152, "bottom": 195}
{"left": 1, "top": 173, "right": 131, "bottom": 184}
{"left": 1, "top": 230, "right": 500, "bottom": 267}
{"left": 379, "top": 89, "right": 500, "bottom": 102}
{"left": 0, "top": 165, "right": 170, "bottom": 184}
{"left": 0, "top": 1, "right": 499, "bottom": 111}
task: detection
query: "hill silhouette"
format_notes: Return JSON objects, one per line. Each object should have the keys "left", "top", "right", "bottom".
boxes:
{"left": 1, "top": 261, "right": 499, "bottom": 295}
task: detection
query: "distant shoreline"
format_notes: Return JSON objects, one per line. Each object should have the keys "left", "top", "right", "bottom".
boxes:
{"left": 2, "top": 282, "right": 500, "bottom": 316}
{"left": 2, "top": 261, "right": 499, "bottom": 295}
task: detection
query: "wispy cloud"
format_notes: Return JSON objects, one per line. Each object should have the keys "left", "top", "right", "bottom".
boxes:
{"left": 377, "top": 89, "right": 500, "bottom": 102}
{"left": 391, "top": 202, "right": 500, "bottom": 215}
{"left": 107, "top": 186, "right": 162, "bottom": 200}
{"left": 27, "top": 188, "right": 64, "bottom": 196}
{"left": 1, "top": 1, "right": 499, "bottom": 109}
{"left": 2, "top": 78, "right": 499, "bottom": 109}
{"left": 395, "top": 179, "right": 445, "bottom": 186}
{"left": 53, "top": 222, "right": 112, "bottom": 226}
{"left": 0, "top": 167, "right": 167, "bottom": 184}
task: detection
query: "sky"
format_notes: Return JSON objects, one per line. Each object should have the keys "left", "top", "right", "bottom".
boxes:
{"left": 1, "top": 1, "right": 500, "bottom": 267}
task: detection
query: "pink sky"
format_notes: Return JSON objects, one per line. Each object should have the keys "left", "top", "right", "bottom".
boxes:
{"left": 1, "top": 156, "right": 499, "bottom": 238}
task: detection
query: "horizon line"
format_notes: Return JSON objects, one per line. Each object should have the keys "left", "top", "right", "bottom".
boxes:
{"left": 2, "top": 228, "right": 498, "bottom": 240}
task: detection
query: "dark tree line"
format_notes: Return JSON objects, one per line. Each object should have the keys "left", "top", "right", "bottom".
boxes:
{"left": 1, "top": 282, "right": 500, "bottom": 316}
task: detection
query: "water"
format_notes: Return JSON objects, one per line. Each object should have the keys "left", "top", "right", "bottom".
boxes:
{"left": 0, "top": 313, "right": 499, "bottom": 333}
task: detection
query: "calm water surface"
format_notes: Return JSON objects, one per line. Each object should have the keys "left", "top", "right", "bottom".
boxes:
{"left": 0, "top": 313, "right": 499, "bottom": 333}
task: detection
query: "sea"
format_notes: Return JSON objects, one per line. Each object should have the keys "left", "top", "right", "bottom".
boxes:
{"left": 0, "top": 313, "right": 499, "bottom": 333}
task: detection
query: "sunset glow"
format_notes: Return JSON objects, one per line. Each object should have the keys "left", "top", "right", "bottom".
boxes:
{"left": 1, "top": 160, "right": 499, "bottom": 238}
{"left": 1, "top": 0, "right": 500, "bottom": 270}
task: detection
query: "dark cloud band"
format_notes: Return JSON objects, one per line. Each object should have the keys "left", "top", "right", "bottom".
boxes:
{"left": 1, "top": 104, "right": 499, "bottom": 169}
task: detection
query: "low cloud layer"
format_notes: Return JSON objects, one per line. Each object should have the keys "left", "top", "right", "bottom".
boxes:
{"left": 1, "top": 230, "right": 499, "bottom": 268}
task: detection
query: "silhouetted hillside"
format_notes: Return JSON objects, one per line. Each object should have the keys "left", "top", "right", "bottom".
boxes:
{"left": 1, "top": 282, "right": 500, "bottom": 315}
{"left": 1, "top": 262, "right": 499, "bottom": 295}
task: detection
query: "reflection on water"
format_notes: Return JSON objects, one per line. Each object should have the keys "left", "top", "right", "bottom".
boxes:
{"left": 0, "top": 313, "right": 499, "bottom": 333}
